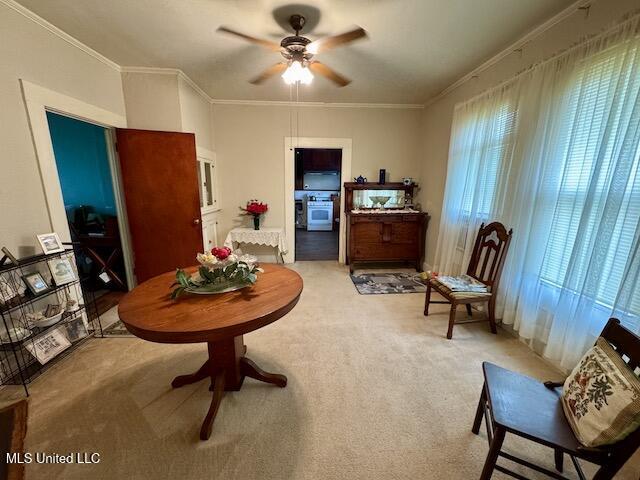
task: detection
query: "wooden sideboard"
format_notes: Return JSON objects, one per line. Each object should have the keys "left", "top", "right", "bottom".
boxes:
{"left": 343, "top": 182, "right": 429, "bottom": 273}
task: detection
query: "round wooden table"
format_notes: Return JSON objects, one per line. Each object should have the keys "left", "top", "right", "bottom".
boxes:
{"left": 118, "top": 263, "right": 303, "bottom": 440}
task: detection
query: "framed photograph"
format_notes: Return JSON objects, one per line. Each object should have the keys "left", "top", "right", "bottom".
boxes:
{"left": 65, "top": 315, "right": 88, "bottom": 343}
{"left": 24, "top": 328, "right": 71, "bottom": 365}
{"left": 1, "top": 247, "right": 18, "bottom": 266}
{"left": 47, "top": 257, "right": 76, "bottom": 286}
{"left": 36, "top": 233, "right": 65, "bottom": 255}
{"left": 22, "top": 272, "right": 50, "bottom": 296}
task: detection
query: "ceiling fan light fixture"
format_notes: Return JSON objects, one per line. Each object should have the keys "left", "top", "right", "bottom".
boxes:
{"left": 282, "top": 60, "right": 313, "bottom": 85}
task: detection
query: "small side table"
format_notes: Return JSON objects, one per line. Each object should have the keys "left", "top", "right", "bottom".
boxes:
{"left": 224, "top": 227, "right": 288, "bottom": 263}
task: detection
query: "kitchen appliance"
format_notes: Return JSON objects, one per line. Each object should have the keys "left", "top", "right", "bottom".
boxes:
{"left": 307, "top": 200, "right": 333, "bottom": 231}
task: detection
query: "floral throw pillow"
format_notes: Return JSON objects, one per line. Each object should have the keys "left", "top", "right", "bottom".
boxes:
{"left": 561, "top": 337, "right": 640, "bottom": 447}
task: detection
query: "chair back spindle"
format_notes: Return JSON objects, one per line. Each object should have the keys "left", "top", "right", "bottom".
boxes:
{"left": 466, "top": 222, "right": 513, "bottom": 290}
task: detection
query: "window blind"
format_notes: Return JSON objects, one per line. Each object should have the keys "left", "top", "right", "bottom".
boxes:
{"left": 540, "top": 44, "right": 640, "bottom": 310}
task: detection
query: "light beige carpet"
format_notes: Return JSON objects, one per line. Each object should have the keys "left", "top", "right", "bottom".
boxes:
{"left": 2, "top": 261, "right": 638, "bottom": 479}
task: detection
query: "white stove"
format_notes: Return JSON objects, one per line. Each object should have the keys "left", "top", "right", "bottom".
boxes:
{"left": 307, "top": 200, "right": 333, "bottom": 231}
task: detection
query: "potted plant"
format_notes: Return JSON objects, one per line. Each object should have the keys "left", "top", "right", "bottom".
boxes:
{"left": 240, "top": 200, "right": 268, "bottom": 230}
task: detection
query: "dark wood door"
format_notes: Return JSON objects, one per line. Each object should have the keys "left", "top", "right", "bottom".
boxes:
{"left": 115, "top": 129, "right": 203, "bottom": 283}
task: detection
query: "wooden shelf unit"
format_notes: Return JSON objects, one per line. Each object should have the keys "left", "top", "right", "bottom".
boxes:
{"left": 344, "top": 182, "right": 429, "bottom": 273}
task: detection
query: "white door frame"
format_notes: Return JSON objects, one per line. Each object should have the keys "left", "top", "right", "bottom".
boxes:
{"left": 20, "top": 79, "right": 135, "bottom": 288}
{"left": 284, "top": 137, "right": 352, "bottom": 264}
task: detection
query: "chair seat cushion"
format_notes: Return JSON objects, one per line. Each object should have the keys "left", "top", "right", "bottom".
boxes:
{"left": 561, "top": 337, "right": 640, "bottom": 447}
{"left": 483, "top": 362, "right": 583, "bottom": 453}
{"left": 430, "top": 277, "right": 492, "bottom": 301}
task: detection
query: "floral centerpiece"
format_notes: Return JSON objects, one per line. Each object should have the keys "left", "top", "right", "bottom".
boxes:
{"left": 171, "top": 247, "right": 262, "bottom": 299}
{"left": 240, "top": 199, "right": 268, "bottom": 230}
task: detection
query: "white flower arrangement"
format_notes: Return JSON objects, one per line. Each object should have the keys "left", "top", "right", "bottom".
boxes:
{"left": 171, "top": 247, "right": 263, "bottom": 298}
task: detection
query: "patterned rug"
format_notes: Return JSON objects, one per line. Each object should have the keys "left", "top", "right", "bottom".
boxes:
{"left": 101, "top": 320, "right": 134, "bottom": 337}
{"left": 350, "top": 272, "right": 427, "bottom": 295}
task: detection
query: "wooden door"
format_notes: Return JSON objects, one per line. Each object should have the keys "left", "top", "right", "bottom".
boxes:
{"left": 115, "top": 129, "right": 203, "bottom": 283}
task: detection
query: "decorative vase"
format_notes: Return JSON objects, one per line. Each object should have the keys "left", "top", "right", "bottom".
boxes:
{"left": 253, "top": 215, "right": 260, "bottom": 230}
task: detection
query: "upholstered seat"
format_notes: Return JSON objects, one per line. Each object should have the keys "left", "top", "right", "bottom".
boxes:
{"left": 429, "top": 277, "right": 492, "bottom": 301}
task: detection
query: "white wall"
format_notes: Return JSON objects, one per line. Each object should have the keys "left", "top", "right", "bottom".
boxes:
{"left": 178, "top": 76, "right": 214, "bottom": 151}
{"left": 419, "top": 0, "right": 640, "bottom": 267}
{"left": 121, "top": 72, "right": 182, "bottom": 132}
{"left": 121, "top": 70, "right": 214, "bottom": 151}
{"left": 0, "top": 3, "right": 126, "bottom": 255}
{"left": 212, "top": 104, "right": 423, "bottom": 244}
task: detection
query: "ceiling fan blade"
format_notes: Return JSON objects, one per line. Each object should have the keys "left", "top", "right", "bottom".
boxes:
{"left": 250, "top": 63, "right": 288, "bottom": 85}
{"left": 217, "top": 26, "right": 281, "bottom": 51}
{"left": 307, "top": 27, "right": 367, "bottom": 54}
{"left": 309, "top": 62, "right": 351, "bottom": 87}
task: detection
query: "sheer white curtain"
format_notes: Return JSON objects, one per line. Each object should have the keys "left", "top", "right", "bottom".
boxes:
{"left": 434, "top": 14, "right": 640, "bottom": 370}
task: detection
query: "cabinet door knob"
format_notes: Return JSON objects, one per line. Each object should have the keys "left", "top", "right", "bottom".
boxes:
{"left": 193, "top": 218, "right": 201, "bottom": 225}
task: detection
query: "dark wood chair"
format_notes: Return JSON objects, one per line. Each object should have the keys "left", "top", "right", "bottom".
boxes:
{"left": 0, "top": 399, "right": 28, "bottom": 480}
{"left": 472, "top": 318, "right": 640, "bottom": 480}
{"left": 423, "top": 221, "right": 513, "bottom": 339}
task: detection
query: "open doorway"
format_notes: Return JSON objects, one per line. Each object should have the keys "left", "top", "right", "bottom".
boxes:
{"left": 46, "top": 112, "right": 129, "bottom": 316}
{"left": 294, "top": 148, "right": 342, "bottom": 261}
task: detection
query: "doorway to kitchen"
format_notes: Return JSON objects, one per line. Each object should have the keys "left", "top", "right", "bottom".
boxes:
{"left": 294, "top": 148, "right": 342, "bottom": 261}
{"left": 46, "top": 111, "right": 130, "bottom": 316}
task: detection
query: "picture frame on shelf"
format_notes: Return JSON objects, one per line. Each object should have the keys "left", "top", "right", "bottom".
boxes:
{"left": 1, "top": 247, "right": 19, "bottom": 266}
{"left": 47, "top": 257, "right": 76, "bottom": 286}
{"left": 36, "top": 233, "right": 65, "bottom": 255}
{"left": 22, "top": 272, "right": 50, "bottom": 296}
{"left": 24, "top": 328, "right": 71, "bottom": 365}
{"left": 65, "top": 316, "right": 88, "bottom": 343}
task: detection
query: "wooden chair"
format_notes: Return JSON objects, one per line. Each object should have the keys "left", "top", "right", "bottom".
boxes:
{"left": 0, "top": 399, "right": 28, "bottom": 480}
{"left": 423, "top": 221, "right": 513, "bottom": 339}
{"left": 472, "top": 318, "right": 640, "bottom": 480}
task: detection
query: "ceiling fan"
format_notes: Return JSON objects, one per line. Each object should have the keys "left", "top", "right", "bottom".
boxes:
{"left": 217, "top": 14, "right": 367, "bottom": 87}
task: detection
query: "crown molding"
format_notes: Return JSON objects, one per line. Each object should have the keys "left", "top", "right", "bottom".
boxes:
{"left": 0, "top": 0, "right": 121, "bottom": 72}
{"left": 210, "top": 99, "right": 424, "bottom": 109}
{"left": 424, "top": 0, "right": 593, "bottom": 107}
{"left": 121, "top": 68, "right": 424, "bottom": 108}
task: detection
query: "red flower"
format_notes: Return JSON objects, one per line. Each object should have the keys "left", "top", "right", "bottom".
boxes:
{"left": 211, "top": 246, "right": 232, "bottom": 260}
{"left": 241, "top": 200, "right": 268, "bottom": 216}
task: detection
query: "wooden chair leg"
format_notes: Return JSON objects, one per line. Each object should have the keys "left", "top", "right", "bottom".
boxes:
{"left": 592, "top": 457, "right": 627, "bottom": 480}
{"left": 472, "top": 385, "right": 485, "bottom": 435}
{"left": 554, "top": 449, "right": 563, "bottom": 472}
{"left": 479, "top": 426, "right": 505, "bottom": 480}
{"left": 423, "top": 281, "right": 432, "bottom": 316}
{"left": 487, "top": 297, "right": 497, "bottom": 334}
{"left": 447, "top": 304, "right": 457, "bottom": 339}
{"left": 466, "top": 303, "right": 473, "bottom": 317}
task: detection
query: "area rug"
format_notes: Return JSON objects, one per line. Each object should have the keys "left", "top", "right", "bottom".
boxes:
{"left": 101, "top": 320, "right": 134, "bottom": 337}
{"left": 350, "top": 272, "right": 427, "bottom": 294}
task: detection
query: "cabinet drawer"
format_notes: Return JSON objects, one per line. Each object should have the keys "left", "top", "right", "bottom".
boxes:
{"left": 352, "top": 243, "right": 418, "bottom": 260}
{"left": 391, "top": 223, "right": 419, "bottom": 244}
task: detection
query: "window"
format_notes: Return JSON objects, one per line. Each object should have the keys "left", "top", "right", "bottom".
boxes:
{"left": 456, "top": 103, "right": 517, "bottom": 218}
{"left": 540, "top": 44, "right": 640, "bottom": 310}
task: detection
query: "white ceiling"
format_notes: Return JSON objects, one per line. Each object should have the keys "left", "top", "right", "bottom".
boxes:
{"left": 15, "top": 0, "right": 576, "bottom": 104}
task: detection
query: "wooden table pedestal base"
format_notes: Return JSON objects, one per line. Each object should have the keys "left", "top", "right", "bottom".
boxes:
{"left": 171, "top": 335, "right": 287, "bottom": 440}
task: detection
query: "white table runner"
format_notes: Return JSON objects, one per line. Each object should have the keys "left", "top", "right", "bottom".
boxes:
{"left": 224, "top": 227, "right": 288, "bottom": 255}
